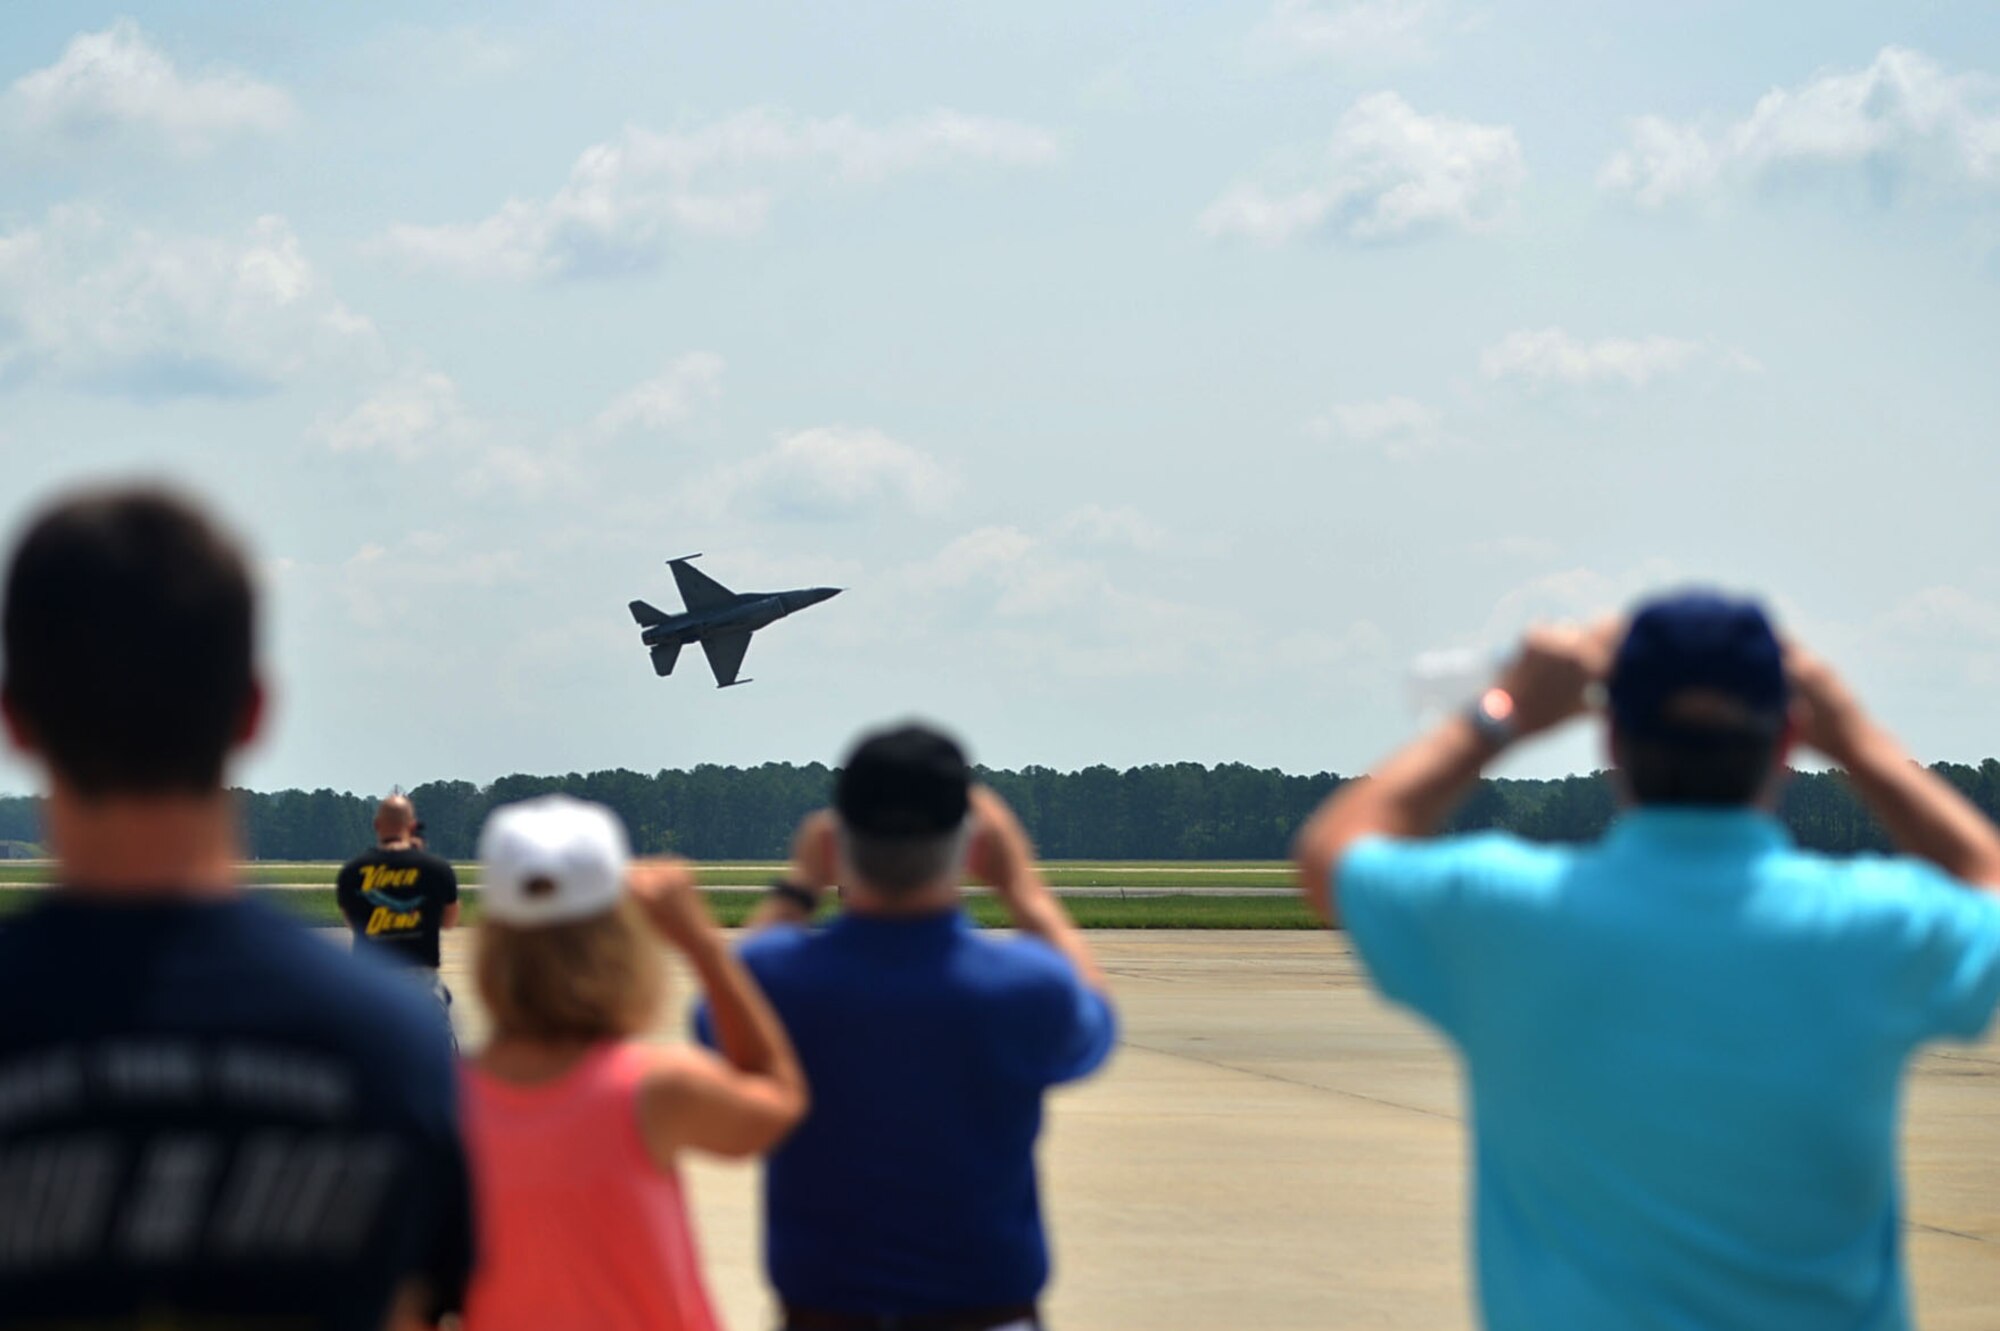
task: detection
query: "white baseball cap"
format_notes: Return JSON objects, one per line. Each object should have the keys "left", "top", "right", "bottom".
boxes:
{"left": 478, "top": 795, "right": 631, "bottom": 927}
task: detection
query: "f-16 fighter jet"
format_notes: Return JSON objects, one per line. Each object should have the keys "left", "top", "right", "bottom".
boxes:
{"left": 629, "top": 556, "right": 841, "bottom": 687}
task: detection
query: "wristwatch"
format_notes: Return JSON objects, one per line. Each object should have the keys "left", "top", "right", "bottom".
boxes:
{"left": 1464, "top": 687, "right": 1520, "bottom": 752}
{"left": 767, "top": 879, "right": 822, "bottom": 915}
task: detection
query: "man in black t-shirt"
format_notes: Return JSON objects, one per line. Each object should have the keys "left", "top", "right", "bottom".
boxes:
{"left": 338, "top": 795, "right": 461, "bottom": 971}
{"left": 0, "top": 487, "right": 473, "bottom": 1330}
{"left": 339, "top": 795, "right": 461, "bottom": 1047}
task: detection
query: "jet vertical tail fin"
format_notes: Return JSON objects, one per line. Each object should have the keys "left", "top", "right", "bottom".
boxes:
{"left": 649, "top": 642, "right": 683, "bottom": 676}
{"left": 629, "top": 600, "right": 671, "bottom": 627}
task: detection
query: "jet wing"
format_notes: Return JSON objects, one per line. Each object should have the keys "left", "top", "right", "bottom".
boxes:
{"left": 670, "top": 559, "right": 736, "bottom": 612}
{"left": 700, "top": 631, "right": 754, "bottom": 687}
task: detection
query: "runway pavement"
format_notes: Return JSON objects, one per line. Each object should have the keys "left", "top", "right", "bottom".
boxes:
{"left": 438, "top": 929, "right": 2000, "bottom": 1331}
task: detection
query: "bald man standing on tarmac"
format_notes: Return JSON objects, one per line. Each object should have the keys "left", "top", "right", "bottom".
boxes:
{"left": 338, "top": 794, "right": 462, "bottom": 1038}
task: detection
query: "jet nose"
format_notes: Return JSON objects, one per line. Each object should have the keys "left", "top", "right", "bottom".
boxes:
{"left": 798, "top": 587, "right": 841, "bottom": 609}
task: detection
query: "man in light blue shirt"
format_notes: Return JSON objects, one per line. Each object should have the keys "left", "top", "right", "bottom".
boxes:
{"left": 1295, "top": 592, "right": 2000, "bottom": 1331}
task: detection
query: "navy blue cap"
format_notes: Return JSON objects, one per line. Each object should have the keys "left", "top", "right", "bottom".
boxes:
{"left": 835, "top": 722, "right": 971, "bottom": 837}
{"left": 1609, "top": 591, "right": 1788, "bottom": 740}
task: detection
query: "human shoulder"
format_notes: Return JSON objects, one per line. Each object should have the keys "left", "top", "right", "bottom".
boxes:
{"left": 734, "top": 922, "right": 818, "bottom": 975}
{"left": 1344, "top": 831, "right": 1571, "bottom": 903}
{"left": 1765, "top": 850, "right": 2000, "bottom": 929}
{"left": 411, "top": 849, "right": 456, "bottom": 877}
{"left": 240, "top": 898, "right": 438, "bottom": 1018}
{"left": 740, "top": 920, "right": 817, "bottom": 956}
{"left": 963, "top": 929, "right": 1094, "bottom": 1000}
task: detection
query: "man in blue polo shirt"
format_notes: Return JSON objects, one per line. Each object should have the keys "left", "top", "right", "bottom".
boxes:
{"left": 701, "top": 723, "right": 1116, "bottom": 1331}
{"left": 1295, "top": 591, "right": 2000, "bottom": 1331}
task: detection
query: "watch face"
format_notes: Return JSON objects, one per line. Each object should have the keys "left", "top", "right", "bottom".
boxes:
{"left": 1469, "top": 690, "right": 1517, "bottom": 747}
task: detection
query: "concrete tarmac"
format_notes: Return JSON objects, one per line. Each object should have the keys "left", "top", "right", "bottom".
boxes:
{"left": 439, "top": 929, "right": 2000, "bottom": 1330}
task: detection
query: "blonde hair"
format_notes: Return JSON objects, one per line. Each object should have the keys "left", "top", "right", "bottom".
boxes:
{"left": 475, "top": 896, "right": 664, "bottom": 1041}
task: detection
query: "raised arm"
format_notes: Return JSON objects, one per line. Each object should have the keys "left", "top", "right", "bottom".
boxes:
{"left": 743, "top": 809, "right": 840, "bottom": 934}
{"left": 1789, "top": 648, "right": 2000, "bottom": 890}
{"left": 967, "top": 787, "right": 1108, "bottom": 992}
{"left": 630, "top": 861, "right": 808, "bottom": 1160}
{"left": 1293, "top": 622, "right": 1615, "bottom": 926}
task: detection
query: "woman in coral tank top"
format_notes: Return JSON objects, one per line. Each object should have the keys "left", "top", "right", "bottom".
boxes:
{"left": 461, "top": 796, "right": 808, "bottom": 1331}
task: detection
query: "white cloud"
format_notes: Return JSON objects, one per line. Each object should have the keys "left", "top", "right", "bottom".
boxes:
{"left": 381, "top": 108, "right": 1064, "bottom": 280}
{"left": 1055, "top": 504, "right": 1169, "bottom": 551}
{"left": 1309, "top": 395, "right": 1445, "bottom": 456}
{"left": 1200, "top": 92, "right": 1523, "bottom": 244}
{"left": 2, "top": 20, "right": 293, "bottom": 157}
{"left": 704, "top": 426, "right": 956, "bottom": 520}
{"left": 1478, "top": 559, "right": 1687, "bottom": 647}
{"left": 888, "top": 513, "right": 1379, "bottom": 683}
{"left": 1601, "top": 47, "right": 2000, "bottom": 208}
{"left": 1247, "top": 0, "right": 1447, "bottom": 69}
{"left": 897, "top": 521, "right": 1233, "bottom": 676}
{"left": 335, "top": 532, "right": 524, "bottom": 637}
{"left": 311, "top": 370, "right": 479, "bottom": 462}
{"left": 593, "top": 353, "right": 726, "bottom": 433}
{"left": 1477, "top": 328, "right": 1755, "bottom": 388}
{"left": 0, "top": 209, "right": 380, "bottom": 397}
{"left": 313, "top": 352, "right": 727, "bottom": 496}
{"left": 1838, "top": 586, "right": 2000, "bottom": 694}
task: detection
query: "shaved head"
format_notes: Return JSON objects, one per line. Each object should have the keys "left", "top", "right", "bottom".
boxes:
{"left": 375, "top": 794, "right": 416, "bottom": 845}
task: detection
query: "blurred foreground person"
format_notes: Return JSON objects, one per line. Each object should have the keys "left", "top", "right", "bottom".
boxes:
{"left": 338, "top": 793, "right": 461, "bottom": 1037}
{"left": 1295, "top": 591, "right": 2000, "bottom": 1331}
{"left": 462, "top": 795, "right": 806, "bottom": 1331}
{"left": 0, "top": 488, "right": 471, "bottom": 1329}
{"left": 714, "top": 723, "right": 1117, "bottom": 1331}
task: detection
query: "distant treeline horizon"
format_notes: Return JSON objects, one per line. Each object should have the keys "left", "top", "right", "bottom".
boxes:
{"left": 7, "top": 757, "right": 2000, "bottom": 862}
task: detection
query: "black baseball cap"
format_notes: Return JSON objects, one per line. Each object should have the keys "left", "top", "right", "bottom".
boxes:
{"left": 1609, "top": 590, "right": 1788, "bottom": 741}
{"left": 835, "top": 722, "right": 972, "bottom": 837}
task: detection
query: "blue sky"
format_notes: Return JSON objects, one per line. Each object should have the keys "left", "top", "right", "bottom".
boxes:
{"left": 3, "top": 2, "right": 1999, "bottom": 795}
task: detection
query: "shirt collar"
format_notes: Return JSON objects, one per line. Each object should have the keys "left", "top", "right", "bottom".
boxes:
{"left": 825, "top": 905, "right": 970, "bottom": 943}
{"left": 1604, "top": 806, "right": 1792, "bottom": 854}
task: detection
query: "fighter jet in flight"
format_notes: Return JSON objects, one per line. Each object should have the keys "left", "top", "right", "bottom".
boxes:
{"left": 629, "top": 556, "right": 841, "bottom": 687}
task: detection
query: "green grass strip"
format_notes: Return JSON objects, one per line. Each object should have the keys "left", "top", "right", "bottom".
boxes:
{"left": 0, "top": 888, "right": 1318, "bottom": 930}
{"left": 0, "top": 862, "right": 1296, "bottom": 890}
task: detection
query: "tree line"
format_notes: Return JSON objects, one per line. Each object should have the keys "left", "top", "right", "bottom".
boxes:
{"left": 7, "top": 758, "right": 2000, "bottom": 862}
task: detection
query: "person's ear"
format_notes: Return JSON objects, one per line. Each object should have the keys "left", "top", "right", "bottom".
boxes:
{"left": 1604, "top": 724, "right": 1634, "bottom": 805}
{"left": 0, "top": 686, "right": 36, "bottom": 755}
{"left": 0, "top": 687, "right": 28, "bottom": 751}
{"left": 1762, "top": 716, "right": 1799, "bottom": 807}
{"left": 233, "top": 678, "right": 266, "bottom": 750}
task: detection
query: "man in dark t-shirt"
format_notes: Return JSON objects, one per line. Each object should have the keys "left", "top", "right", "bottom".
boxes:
{"left": 0, "top": 487, "right": 473, "bottom": 1330}
{"left": 338, "top": 795, "right": 461, "bottom": 971}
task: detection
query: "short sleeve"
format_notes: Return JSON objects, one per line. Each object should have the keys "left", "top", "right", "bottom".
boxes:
{"left": 1032, "top": 983, "right": 1117, "bottom": 1088}
{"left": 1339, "top": 834, "right": 1548, "bottom": 1037}
{"left": 690, "top": 929, "right": 798, "bottom": 1049}
{"left": 1003, "top": 945, "right": 1118, "bottom": 1088}
{"left": 438, "top": 860, "right": 460, "bottom": 905}
{"left": 334, "top": 863, "right": 362, "bottom": 924}
{"left": 419, "top": 1108, "right": 476, "bottom": 1315}
{"left": 1889, "top": 869, "right": 2000, "bottom": 1041}
{"left": 380, "top": 989, "right": 476, "bottom": 1314}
